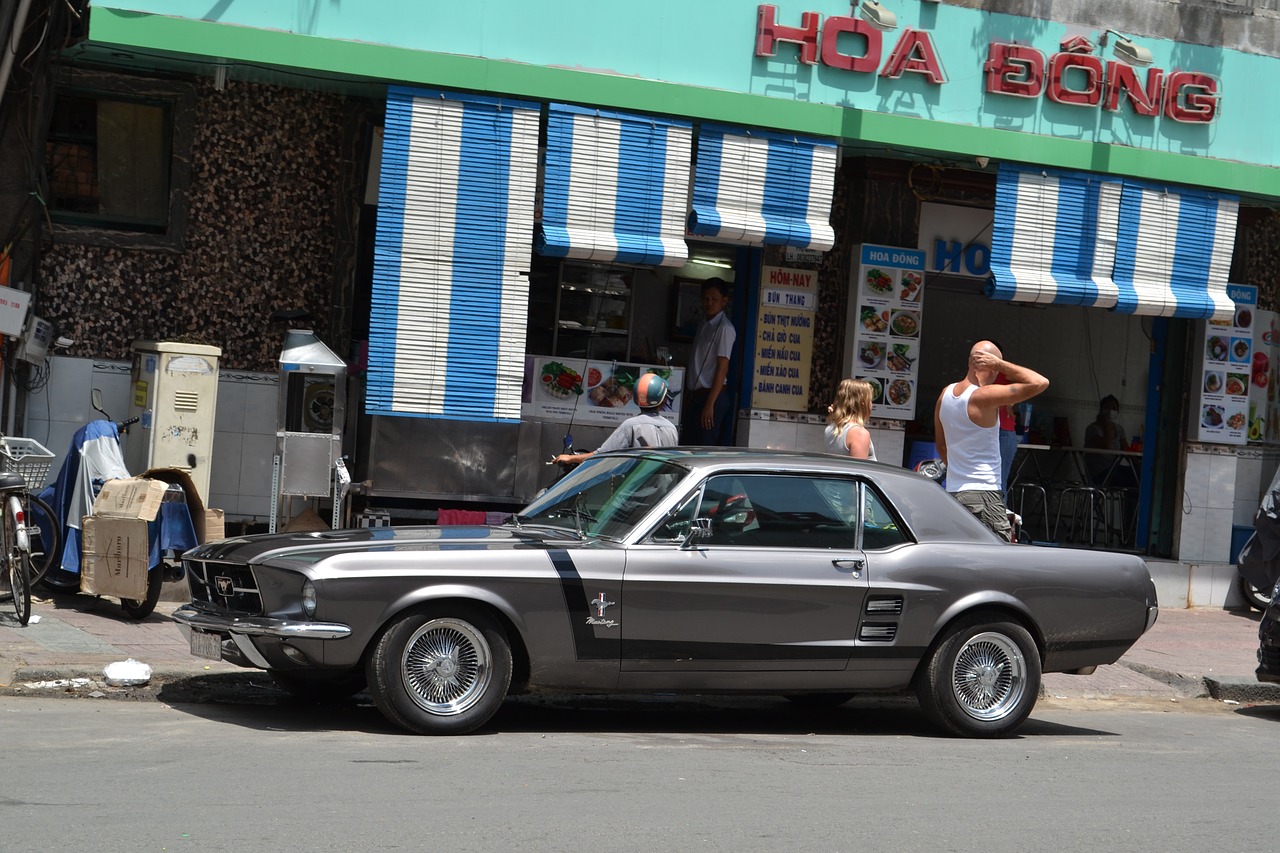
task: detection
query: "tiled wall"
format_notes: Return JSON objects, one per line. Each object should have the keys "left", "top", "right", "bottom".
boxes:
{"left": 22, "top": 355, "right": 277, "bottom": 524}
{"left": 1177, "top": 446, "right": 1238, "bottom": 563}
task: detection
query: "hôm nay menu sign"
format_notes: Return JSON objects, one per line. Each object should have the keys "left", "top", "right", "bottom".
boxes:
{"left": 753, "top": 265, "right": 817, "bottom": 411}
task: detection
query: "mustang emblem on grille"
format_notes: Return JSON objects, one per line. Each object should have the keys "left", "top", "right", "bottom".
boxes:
{"left": 215, "top": 576, "right": 234, "bottom": 596}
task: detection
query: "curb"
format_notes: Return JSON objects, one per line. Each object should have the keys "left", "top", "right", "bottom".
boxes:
{"left": 1204, "top": 675, "right": 1280, "bottom": 704}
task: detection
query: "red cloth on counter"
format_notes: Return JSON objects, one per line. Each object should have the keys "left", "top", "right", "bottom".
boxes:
{"left": 437, "top": 509, "right": 487, "bottom": 525}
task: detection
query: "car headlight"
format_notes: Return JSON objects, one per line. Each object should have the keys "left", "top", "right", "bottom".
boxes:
{"left": 301, "top": 579, "right": 317, "bottom": 618}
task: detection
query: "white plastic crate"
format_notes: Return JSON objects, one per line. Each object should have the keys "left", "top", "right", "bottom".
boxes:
{"left": 0, "top": 436, "right": 55, "bottom": 489}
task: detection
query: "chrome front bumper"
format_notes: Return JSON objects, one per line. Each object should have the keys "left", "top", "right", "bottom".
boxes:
{"left": 173, "top": 604, "right": 353, "bottom": 669}
{"left": 173, "top": 604, "right": 352, "bottom": 640}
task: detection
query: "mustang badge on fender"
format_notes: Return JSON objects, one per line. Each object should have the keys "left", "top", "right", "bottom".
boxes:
{"left": 587, "top": 592, "right": 618, "bottom": 628}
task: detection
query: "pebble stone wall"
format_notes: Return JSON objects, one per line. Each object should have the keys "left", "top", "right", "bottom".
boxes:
{"left": 37, "top": 80, "right": 351, "bottom": 372}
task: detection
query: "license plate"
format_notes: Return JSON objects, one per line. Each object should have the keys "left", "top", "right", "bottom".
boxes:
{"left": 190, "top": 629, "right": 223, "bottom": 661}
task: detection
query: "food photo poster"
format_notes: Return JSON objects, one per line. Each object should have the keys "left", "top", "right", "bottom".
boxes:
{"left": 846, "top": 244, "right": 925, "bottom": 419}
{"left": 522, "top": 356, "right": 684, "bottom": 426}
{"left": 1197, "top": 284, "right": 1254, "bottom": 445}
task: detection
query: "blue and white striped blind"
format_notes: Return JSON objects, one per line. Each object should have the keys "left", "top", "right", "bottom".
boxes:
{"left": 688, "top": 124, "right": 837, "bottom": 251}
{"left": 989, "top": 164, "right": 1237, "bottom": 320}
{"left": 536, "top": 103, "right": 692, "bottom": 267}
{"left": 368, "top": 86, "right": 540, "bottom": 422}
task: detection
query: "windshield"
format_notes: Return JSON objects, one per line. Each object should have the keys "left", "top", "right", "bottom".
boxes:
{"left": 518, "top": 455, "right": 690, "bottom": 541}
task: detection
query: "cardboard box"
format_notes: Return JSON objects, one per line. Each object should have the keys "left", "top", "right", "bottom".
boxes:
{"left": 91, "top": 477, "right": 169, "bottom": 521}
{"left": 80, "top": 469, "right": 227, "bottom": 597}
{"left": 138, "top": 468, "right": 226, "bottom": 545}
{"left": 80, "top": 516, "right": 150, "bottom": 600}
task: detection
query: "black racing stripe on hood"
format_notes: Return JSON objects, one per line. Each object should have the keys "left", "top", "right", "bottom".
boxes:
{"left": 547, "top": 549, "right": 617, "bottom": 661}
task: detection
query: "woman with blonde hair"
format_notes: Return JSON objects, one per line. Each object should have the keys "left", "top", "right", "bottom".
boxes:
{"left": 825, "top": 378, "right": 877, "bottom": 460}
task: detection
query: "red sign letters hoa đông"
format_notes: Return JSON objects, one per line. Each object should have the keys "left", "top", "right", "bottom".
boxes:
{"left": 983, "top": 42, "right": 1218, "bottom": 123}
{"left": 753, "top": 6, "right": 1219, "bottom": 124}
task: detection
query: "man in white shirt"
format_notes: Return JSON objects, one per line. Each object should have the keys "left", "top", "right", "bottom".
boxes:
{"left": 682, "top": 279, "right": 736, "bottom": 445}
{"left": 933, "top": 341, "right": 1049, "bottom": 541}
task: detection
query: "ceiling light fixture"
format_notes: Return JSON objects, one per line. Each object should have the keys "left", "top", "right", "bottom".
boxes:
{"left": 854, "top": 1, "right": 898, "bottom": 32}
{"left": 690, "top": 256, "right": 734, "bottom": 269}
{"left": 1105, "top": 29, "right": 1154, "bottom": 67}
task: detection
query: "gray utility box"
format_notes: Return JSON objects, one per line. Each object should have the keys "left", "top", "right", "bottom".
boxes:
{"left": 273, "top": 329, "right": 347, "bottom": 531}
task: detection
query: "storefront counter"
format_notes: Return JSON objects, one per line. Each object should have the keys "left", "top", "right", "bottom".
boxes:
{"left": 737, "top": 410, "right": 906, "bottom": 464}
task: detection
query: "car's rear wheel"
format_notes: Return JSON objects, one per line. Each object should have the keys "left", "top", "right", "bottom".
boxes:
{"left": 366, "top": 604, "right": 512, "bottom": 735}
{"left": 1239, "top": 573, "right": 1273, "bottom": 612}
{"left": 916, "top": 613, "right": 1040, "bottom": 738}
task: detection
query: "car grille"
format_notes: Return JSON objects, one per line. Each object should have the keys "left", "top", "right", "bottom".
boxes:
{"left": 186, "top": 559, "right": 262, "bottom": 615}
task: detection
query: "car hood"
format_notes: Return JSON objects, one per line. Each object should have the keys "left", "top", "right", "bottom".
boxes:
{"left": 186, "top": 524, "right": 591, "bottom": 565}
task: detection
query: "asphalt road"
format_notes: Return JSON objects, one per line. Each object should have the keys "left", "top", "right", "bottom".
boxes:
{"left": 4, "top": 692, "right": 1273, "bottom": 852}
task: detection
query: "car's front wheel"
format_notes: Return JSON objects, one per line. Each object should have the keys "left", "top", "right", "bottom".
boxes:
{"left": 916, "top": 613, "right": 1041, "bottom": 738}
{"left": 366, "top": 604, "right": 512, "bottom": 735}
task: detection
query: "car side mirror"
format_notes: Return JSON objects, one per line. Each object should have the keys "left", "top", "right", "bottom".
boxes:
{"left": 682, "top": 517, "right": 712, "bottom": 549}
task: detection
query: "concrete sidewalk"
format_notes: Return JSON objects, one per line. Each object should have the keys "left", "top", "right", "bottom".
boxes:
{"left": 1, "top": 593, "right": 1277, "bottom": 705}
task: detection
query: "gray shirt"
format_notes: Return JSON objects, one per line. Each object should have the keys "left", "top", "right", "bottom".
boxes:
{"left": 597, "top": 412, "right": 679, "bottom": 453}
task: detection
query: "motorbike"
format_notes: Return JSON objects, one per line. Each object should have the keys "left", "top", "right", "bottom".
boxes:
{"left": 36, "top": 390, "right": 174, "bottom": 619}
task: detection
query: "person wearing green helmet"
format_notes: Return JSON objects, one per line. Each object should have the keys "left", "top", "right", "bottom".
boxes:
{"left": 553, "top": 372, "right": 679, "bottom": 466}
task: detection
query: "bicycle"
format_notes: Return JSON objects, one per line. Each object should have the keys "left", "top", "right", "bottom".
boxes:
{"left": 0, "top": 437, "right": 58, "bottom": 626}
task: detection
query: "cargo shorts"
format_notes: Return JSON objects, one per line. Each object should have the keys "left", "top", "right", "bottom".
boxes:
{"left": 953, "top": 489, "right": 1013, "bottom": 542}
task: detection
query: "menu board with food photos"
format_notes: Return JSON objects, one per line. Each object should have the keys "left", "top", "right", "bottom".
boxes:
{"left": 1249, "top": 306, "right": 1280, "bottom": 444}
{"left": 1196, "top": 284, "right": 1254, "bottom": 445}
{"left": 522, "top": 356, "right": 684, "bottom": 426}
{"left": 846, "top": 244, "right": 925, "bottom": 419}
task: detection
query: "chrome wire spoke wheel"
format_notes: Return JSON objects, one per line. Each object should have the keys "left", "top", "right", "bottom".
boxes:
{"left": 401, "top": 618, "right": 492, "bottom": 716}
{"left": 950, "top": 631, "right": 1027, "bottom": 721}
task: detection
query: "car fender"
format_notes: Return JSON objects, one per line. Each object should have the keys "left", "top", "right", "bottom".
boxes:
{"left": 928, "top": 590, "right": 1044, "bottom": 655}
{"left": 373, "top": 583, "right": 531, "bottom": 645}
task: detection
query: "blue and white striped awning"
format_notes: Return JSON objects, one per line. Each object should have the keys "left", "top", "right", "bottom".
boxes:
{"left": 688, "top": 124, "right": 837, "bottom": 251}
{"left": 989, "top": 164, "right": 1237, "bottom": 320}
{"left": 368, "top": 86, "right": 540, "bottom": 422}
{"left": 535, "top": 104, "right": 692, "bottom": 267}
{"left": 1112, "top": 181, "right": 1238, "bottom": 319}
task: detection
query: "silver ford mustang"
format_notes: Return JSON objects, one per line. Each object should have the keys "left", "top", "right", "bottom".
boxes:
{"left": 173, "top": 449, "right": 1158, "bottom": 737}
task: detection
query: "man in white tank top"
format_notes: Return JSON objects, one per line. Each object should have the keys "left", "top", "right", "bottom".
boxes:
{"left": 933, "top": 341, "right": 1049, "bottom": 541}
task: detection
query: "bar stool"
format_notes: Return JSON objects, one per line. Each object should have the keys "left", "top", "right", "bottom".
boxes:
{"left": 1104, "top": 486, "right": 1139, "bottom": 547}
{"left": 1008, "top": 479, "right": 1051, "bottom": 543}
{"left": 1053, "top": 484, "right": 1110, "bottom": 546}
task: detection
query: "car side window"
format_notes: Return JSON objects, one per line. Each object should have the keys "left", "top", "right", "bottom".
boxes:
{"left": 860, "top": 483, "right": 909, "bottom": 550}
{"left": 697, "top": 474, "right": 857, "bottom": 549}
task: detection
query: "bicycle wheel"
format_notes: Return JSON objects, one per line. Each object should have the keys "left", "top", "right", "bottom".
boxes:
{"left": 27, "top": 493, "right": 62, "bottom": 588}
{"left": 5, "top": 496, "right": 30, "bottom": 626}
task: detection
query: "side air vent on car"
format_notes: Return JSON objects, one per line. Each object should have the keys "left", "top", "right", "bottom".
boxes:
{"left": 859, "top": 623, "right": 898, "bottom": 641}
{"left": 865, "top": 596, "right": 904, "bottom": 614}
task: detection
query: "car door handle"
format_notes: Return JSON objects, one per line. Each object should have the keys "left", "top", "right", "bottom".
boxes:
{"left": 832, "top": 558, "right": 864, "bottom": 576}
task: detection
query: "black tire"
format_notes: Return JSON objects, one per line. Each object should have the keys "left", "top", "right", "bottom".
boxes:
{"left": 784, "top": 693, "right": 855, "bottom": 710}
{"left": 27, "top": 494, "right": 62, "bottom": 589}
{"left": 38, "top": 568, "right": 80, "bottom": 594}
{"left": 120, "top": 565, "right": 164, "bottom": 620}
{"left": 3, "top": 502, "right": 31, "bottom": 626}
{"left": 270, "top": 670, "right": 368, "bottom": 703}
{"left": 1240, "top": 573, "right": 1273, "bottom": 612}
{"left": 915, "top": 613, "right": 1041, "bottom": 738}
{"left": 366, "top": 604, "right": 512, "bottom": 735}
